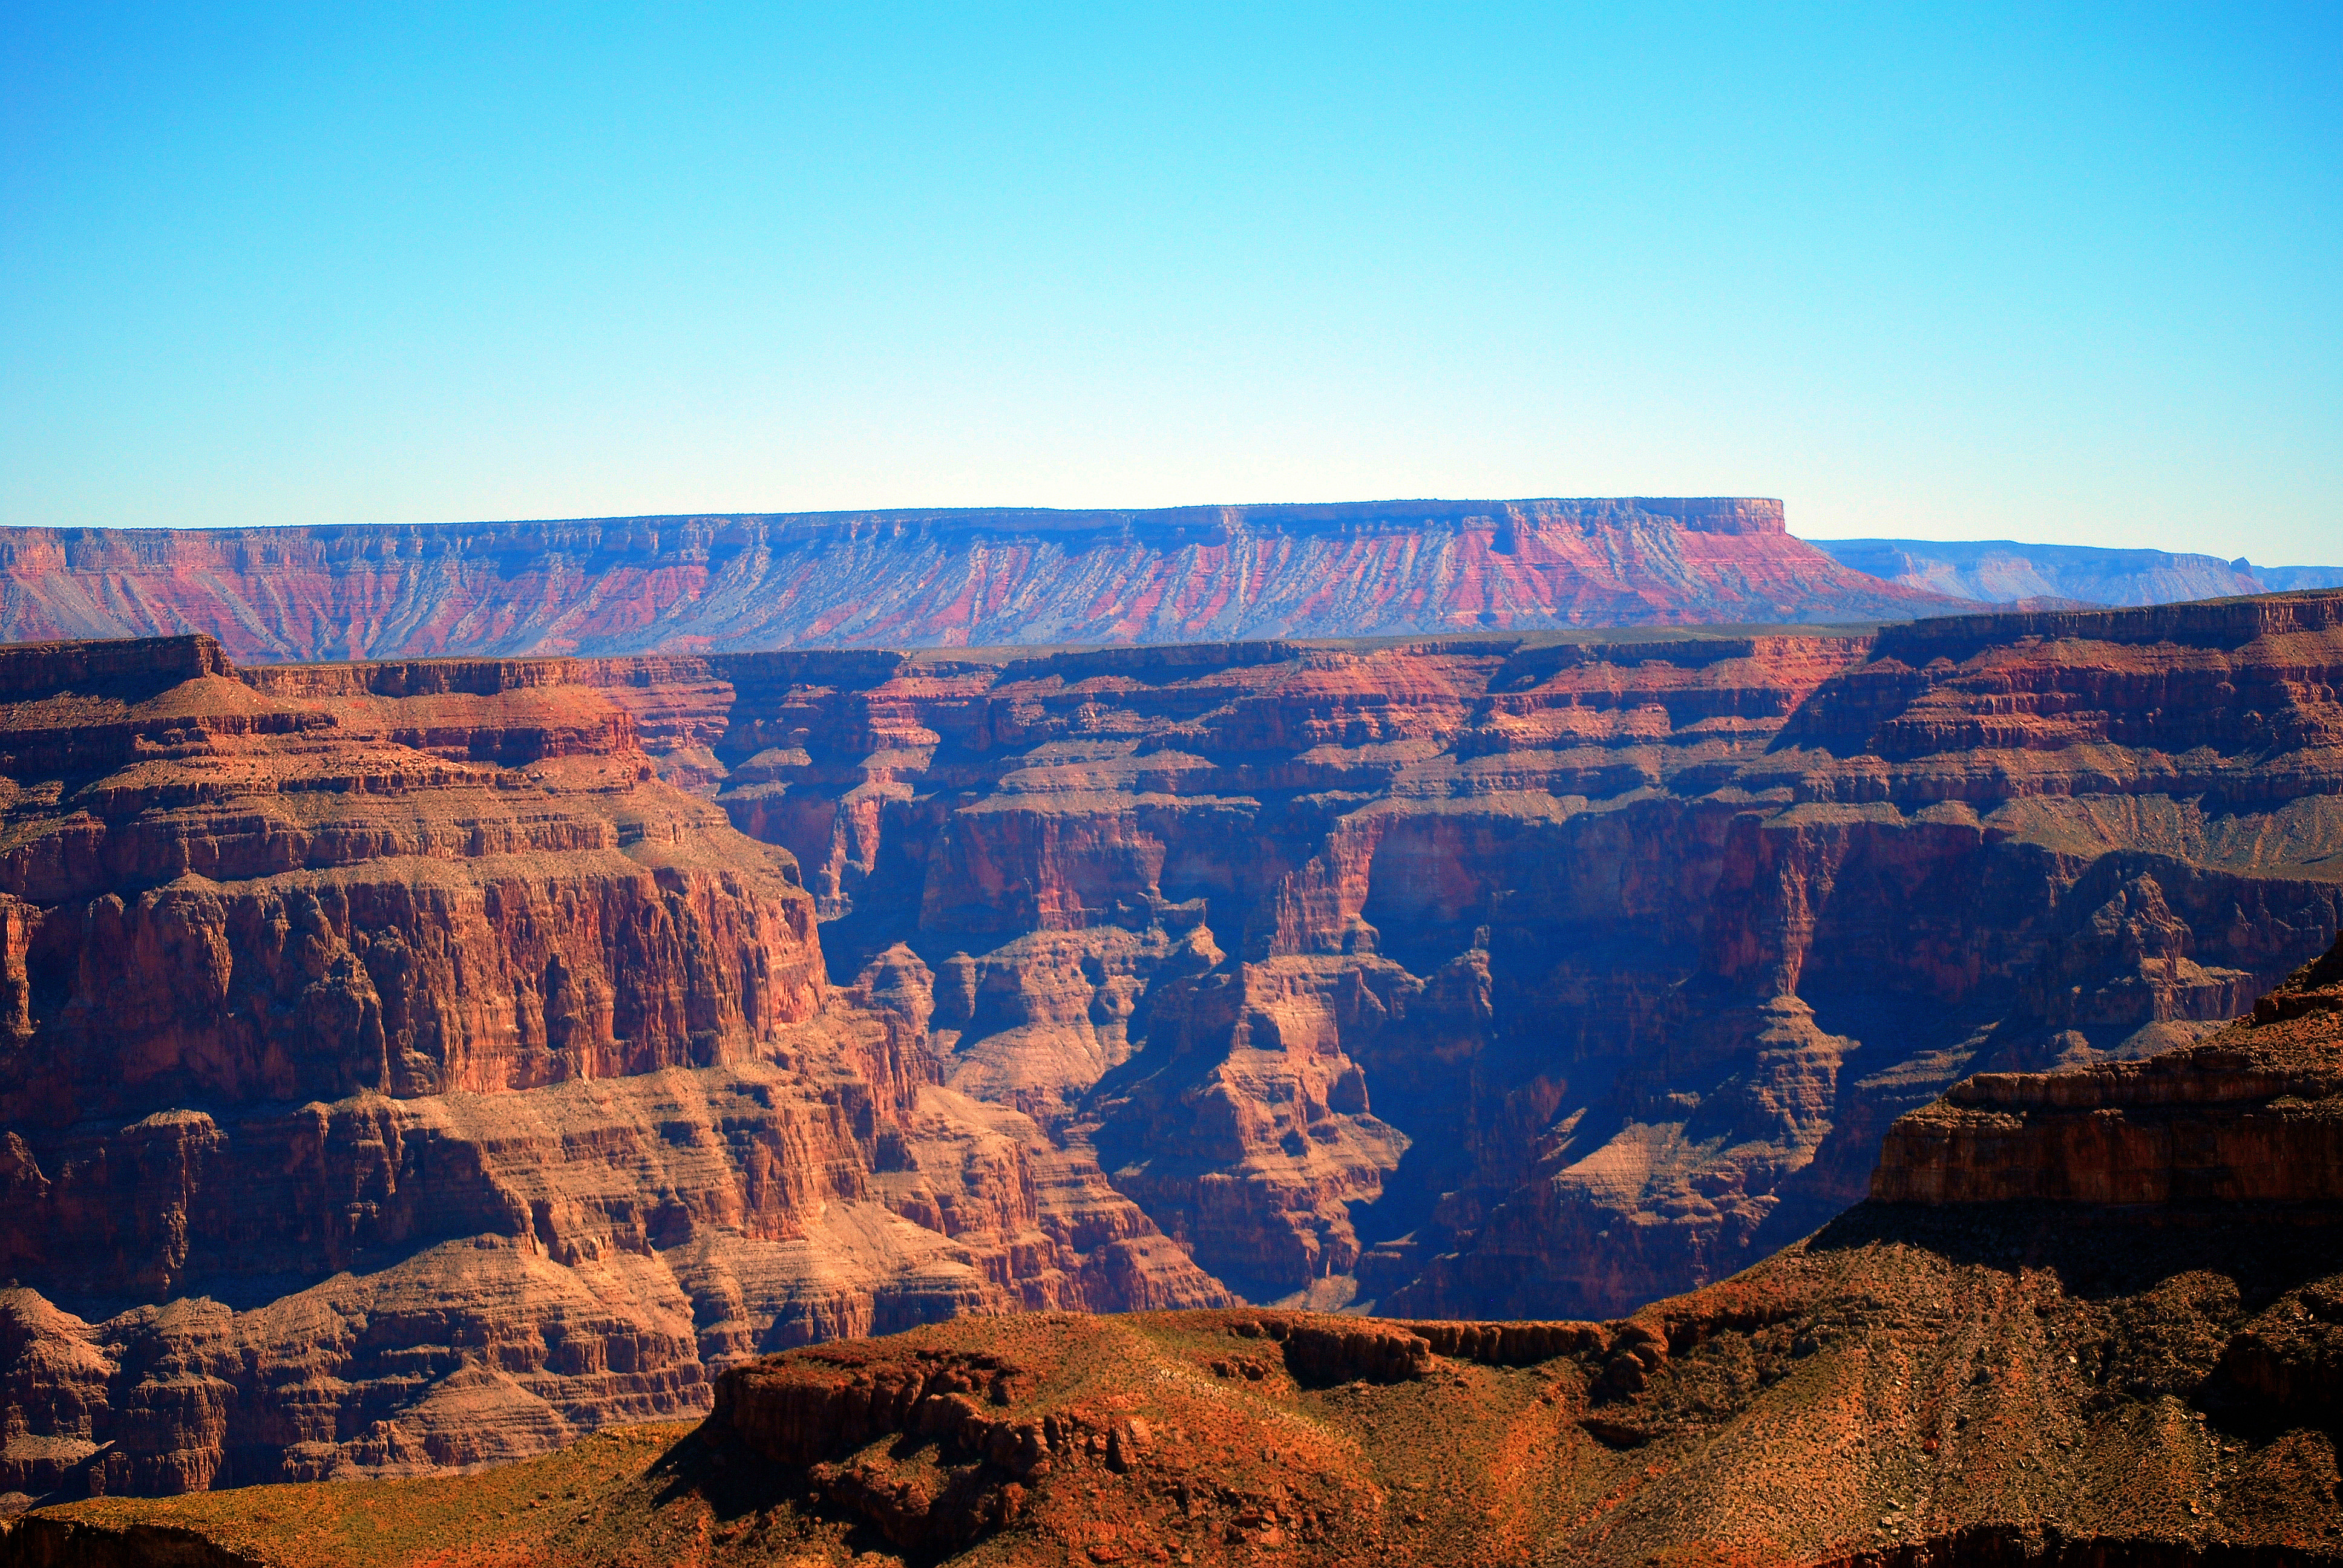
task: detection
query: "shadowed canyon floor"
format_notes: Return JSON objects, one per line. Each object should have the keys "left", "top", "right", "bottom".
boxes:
{"left": 10, "top": 937, "right": 2342, "bottom": 1565}
{"left": 1, "top": 589, "right": 2342, "bottom": 1507}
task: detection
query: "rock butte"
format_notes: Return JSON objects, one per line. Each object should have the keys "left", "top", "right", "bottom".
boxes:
{"left": 0, "top": 498, "right": 1969, "bottom": 659}
{"left": 0, "top": 587, "right": 2339, "bottom": 1508}
{"left": 11, "top": 933, "right": 2342, "bottom": 1564}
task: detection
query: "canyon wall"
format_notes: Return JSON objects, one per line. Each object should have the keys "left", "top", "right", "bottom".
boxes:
{"left": 0, "top": 500, "right": 1967, "bottom": 659}
{"left": 638, "top": 589, "right": 2343, "bottom": 1320}
{"left": 1872, "top": 935, "right": 2343, "bottom": 1207}
{"left": 16, "top": 941, "right": 2341, "bottom": 1562}
{"left": 4, "top": 586, "right": 2343, "bottom": 1504}
{"left": 0, "top": 638, "right": 1221, "bottom": 1504}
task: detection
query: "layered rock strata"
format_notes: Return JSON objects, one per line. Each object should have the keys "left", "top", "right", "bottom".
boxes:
{"left": 0, "top": 637, "right": 1221, "bottom": 1504}
{"left": 0, "top": 499, "right": 1968, "bottom": 658}
{"left": 1815, "top": 536, "right": 2343, "bottom": 608}
{"left": 7, "top": 587, "right": 2343, "bottom": 1507}
{"left": 1873, "top": 938, "right": 2343, "bottom": 1206}
{"left": 637, "top": 589, "right": 2343, "bottom": 1320}
{"left": 10, "top": 940, "right": 2343, "bottom": 1565}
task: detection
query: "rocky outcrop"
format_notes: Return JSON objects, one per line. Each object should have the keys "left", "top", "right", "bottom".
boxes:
{"left": 0, "top": 635, "right": 1223, "bottom": 1504}
{"left": 0, "top": 500, "right": 1970, "bottom": 659}
{"left": 1873, "top": 940, "right": 2343, "bottom": 1206}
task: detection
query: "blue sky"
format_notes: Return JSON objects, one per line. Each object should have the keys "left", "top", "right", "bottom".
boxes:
{"left": 4, "top": 4, "right": 2337, "bottom": 561}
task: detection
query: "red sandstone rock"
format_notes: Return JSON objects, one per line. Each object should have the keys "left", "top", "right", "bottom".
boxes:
{"left": 0, "top": 500, "right": 1968, "bottom": 659}
{"left": 623, "top": 596, "right": 2343, "bottom": 1324}
{"left": 14, "top": 948, "right": 2343, "bottom": 1560}
{"left": 7, "top": 589, "right": 2343, "bottom": 1507}
{"left": 0, "top": 636, "right": 1224, "bottom": 1500}
{"left": 1872, "top": 938, "right": 2343, "bottom": 1206}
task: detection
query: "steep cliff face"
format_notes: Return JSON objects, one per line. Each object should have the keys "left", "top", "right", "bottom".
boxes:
{"left": 0, "top": 500, "right": 1968, "bottom": 659}
{"left": 5, "top": 589, "right": 2343, "bottom": 1507}
{"left": 0, "top": 637, "right": 1222, "bottom": 1504}
{"left": 649, "top": 592, "right": 2343, "bottom": 1326}
{"left": 10, "top": 932, "right": 2343, "bottom": 1568}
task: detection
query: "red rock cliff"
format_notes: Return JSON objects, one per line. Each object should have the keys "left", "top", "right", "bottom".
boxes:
{"left": 0, "top": 635, "right": 1223, "bottom": 1503}
{"left": 7, "top": 587, "right": 2343, "bottom": 1504}
{"left": 634, "top": 593, "right": 2343, "bottom": 1321}
{"left": 1873, "top": 935, "right": 2343, "bottom": 1206}
{"left": 0, "top": 500, "right": 1967, "bottom": 659}
{"left": 10, "top": 928, "right": 2343, "bottom": 1565}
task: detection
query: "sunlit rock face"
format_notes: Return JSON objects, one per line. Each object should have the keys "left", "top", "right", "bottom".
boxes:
{"left": 0, "top": 637, "right": 1224, "bottom": 1499}
{"left": 0, "top": 498, "right": 1967, "bottom": 658}
{"left": 4, "top": 587, "right": 2343, "bottom": 1498}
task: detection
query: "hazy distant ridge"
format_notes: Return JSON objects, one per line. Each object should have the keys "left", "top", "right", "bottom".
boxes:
{"left": 1814, "top": 537, "right": 2343, "bottom": 607}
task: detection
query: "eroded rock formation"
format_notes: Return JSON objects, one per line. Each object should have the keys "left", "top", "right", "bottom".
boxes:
{"left": 4, "top": 586, "right": 2343, "bottom": 1508}
{"left": 1873, "top": 937, "right": 2343, "bottom": 1206}
{"left": 0, "top": 500, "right": 1967, "bottom": 658}
{"left": 659, "top": 590, "right": 2343, "bottom": 1322}
{"left": 8, "top": 906, "right": 2343, "bottom": 1568}
{"left": 0, "top": 638, "right": 1221, "bottom": 1504}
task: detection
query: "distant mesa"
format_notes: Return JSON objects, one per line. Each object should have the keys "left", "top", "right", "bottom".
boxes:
{"left": 1815, "top": 536, "right": 2343, "bottom": 609}
{"left": 0, "top": 498, "right": 1968, "bottom": 658}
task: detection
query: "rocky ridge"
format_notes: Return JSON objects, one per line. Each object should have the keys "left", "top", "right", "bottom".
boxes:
{"left": 0, "top": 499, "right": 1967, "bottom": 659}
{"left": 11, "top": 936, "right": 2342, "bottom": 1564}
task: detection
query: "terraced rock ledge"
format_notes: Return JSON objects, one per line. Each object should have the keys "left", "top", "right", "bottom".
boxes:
{"left": 8, "top": 936, "right": 2339, "bottom": 1564}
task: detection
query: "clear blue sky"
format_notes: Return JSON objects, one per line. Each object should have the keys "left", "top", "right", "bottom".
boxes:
{"left": 4, "top": 4, "right": 2338, "bottom": 561}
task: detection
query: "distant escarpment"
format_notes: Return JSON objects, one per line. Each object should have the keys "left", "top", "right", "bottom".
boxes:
{"left": 1816, "top": 535, "right": 2343, "bottom": 609}
{"left": 0, "top": 498, "right": 1967, "bottom": 658}
{"left": 3, "top": 587, "right": 2343, "bottom": 1507}
{"left": 16, "top": 942, "right": 2342, "bottom": 1562}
